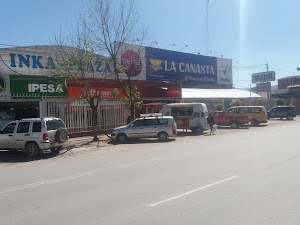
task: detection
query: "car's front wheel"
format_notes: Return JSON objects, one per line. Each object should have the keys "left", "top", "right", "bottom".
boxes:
{"left": 26, "top": 142, "right": 40, "bottom": 158}
{"left": 287, "top": 114, "right": 294, "bottom": 120}
{"left": 116, "top": 133, "right": 127, "bottom": 143}
{"left": 158, "top": 132, "right": 168, "bottom": 141}
{"left": 230, "top": 121, "right": 239, "bottom": 129}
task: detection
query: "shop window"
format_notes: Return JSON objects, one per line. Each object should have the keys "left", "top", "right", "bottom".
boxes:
{"left": 17, "top": 122, "right": 30, "bottom": 133}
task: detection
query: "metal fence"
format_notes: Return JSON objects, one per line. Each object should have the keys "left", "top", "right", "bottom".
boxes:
{"left": 45, "top": 99, "right": 130, "bottom": 133}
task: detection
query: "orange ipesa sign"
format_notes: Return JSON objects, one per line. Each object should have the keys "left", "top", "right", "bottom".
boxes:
{"left": 68, "top": 86, "right": 125, "bottom": 99}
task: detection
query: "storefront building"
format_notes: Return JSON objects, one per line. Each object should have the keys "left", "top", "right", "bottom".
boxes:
{"left": 1, "top": 43, "right": 252, "bottom": 132}
{"left": 271, "top": 75, "right": 300, "bottom": 113}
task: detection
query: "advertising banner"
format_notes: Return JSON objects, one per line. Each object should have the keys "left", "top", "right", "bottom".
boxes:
{"left": 252, "top": 71, "right": 275, "bottom": 83}
{"left": 145, "top": 47, "right": 218, "bottom": 83}
{"left": 10, "top": 75, "right": 66, "bottom": 99}
{"left": 115, "top": 42, "right": 147, "bottom": 81}
{"left": 217, "top": 58, "right": 232, "bottom": 85}
{"left": 68, "top": 86, "right": 125, "bottom": 99}
{"left": 255, "top": 82, "right": 271, "bottom": 92}
{"left": 0, "top": 46, "right": 112, "bottom": 77}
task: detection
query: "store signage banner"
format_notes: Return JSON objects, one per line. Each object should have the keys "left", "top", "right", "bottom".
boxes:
{"left": 252, "top": 71, "right": 276, "bottom": 83}
{"left": 0, "top": 46, "right": 112, "bottom": 77}
{"left": 10, "top": 75, "right": 66, "bottom": 98}
{"left": 115, "top": 42, "right": 147, "bottom": 81}
{"left": 0, "top": 74, "right": 11, "bottom": 98}
{"left": 217, "top": 58, "right": 232, "bottom": 86}
{"left": 145, "top": 47, "right": 218, "bottom": 83}
{"left": 68, "top": 86, "right": 125, "bottom": 99}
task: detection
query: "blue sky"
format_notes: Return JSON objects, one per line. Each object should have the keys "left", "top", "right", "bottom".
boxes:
{"left": 1, "top": 0, "right": 300, "bottom": 88}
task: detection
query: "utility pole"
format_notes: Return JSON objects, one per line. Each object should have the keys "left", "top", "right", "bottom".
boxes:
{"left": 266, "top": 62, "right": 270, "bottom": 109}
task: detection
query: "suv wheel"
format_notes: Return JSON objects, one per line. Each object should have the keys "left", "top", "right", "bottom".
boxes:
{"left": 287, "top": 114, "right": 293, "bottom": 120}
{"left": 26, "top": 142, "right": 40, "bottom": 158}
{"left": 230, "top": 121, "right": 239, "bottom": 129}
{"left": 250, "top": 119, "right": 259, "bottom": 127}
{"left": 158, "top": 132, "right": 168, "bottom": 141}
{"left": 116, "top": 133, "right": 127, "bottom": 143}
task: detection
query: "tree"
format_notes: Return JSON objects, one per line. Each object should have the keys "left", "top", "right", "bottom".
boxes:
{"left": 230, "top": 99, "right": 242, "bottom": 107}
{"left": 53, "top": 27, "right": 111, "bottom": 141}
{"left": 83, "top": 0, "right": 147, "bottom": 118}
{"left": 276, "top": 98, "right": 286, "bottom": 106}
{"left": 214, "top": 104, "right": 224, "bottom": 111}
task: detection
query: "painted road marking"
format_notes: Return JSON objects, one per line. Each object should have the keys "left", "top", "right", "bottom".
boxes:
{"left": 149, "top": 175, "right": 239, "bottom": 207}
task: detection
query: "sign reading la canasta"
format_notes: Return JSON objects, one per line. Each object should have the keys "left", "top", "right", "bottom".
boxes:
{"left": 10, "top": 75, "right": 66, "bottom": 99}
{"left": 145, "top": 47, "right": 218, "bottom": 83}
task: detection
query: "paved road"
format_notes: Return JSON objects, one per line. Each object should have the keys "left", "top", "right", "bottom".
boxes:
{"left": 1, "top": 118, "right": 300, "bottom": 225}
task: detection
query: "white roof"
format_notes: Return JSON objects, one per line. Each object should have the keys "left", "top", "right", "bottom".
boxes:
{"left": 182, "top": 88, "right": 262, "bottom": 99}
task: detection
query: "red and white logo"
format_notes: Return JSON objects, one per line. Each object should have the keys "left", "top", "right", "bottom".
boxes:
{"left": 121, "top": 50, "right": 142, "bottom": 77}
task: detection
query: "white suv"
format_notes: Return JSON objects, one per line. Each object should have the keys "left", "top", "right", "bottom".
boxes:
{"left": 111, "top": 114, "right": 177, "bottom": 143}
{"left": 0, "top": 117, "right": 68, "bottom": 157}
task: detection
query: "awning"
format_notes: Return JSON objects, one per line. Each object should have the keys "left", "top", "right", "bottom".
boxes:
{"left": 182, "top": 88, "right": 262, "bottom": 99}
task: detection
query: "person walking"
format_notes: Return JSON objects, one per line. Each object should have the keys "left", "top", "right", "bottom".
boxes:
{"left": 207, "top": 113, "right": 215, "bottom": 135}
{"left": 126, "top": 116, "right": 132, "bottom": 124}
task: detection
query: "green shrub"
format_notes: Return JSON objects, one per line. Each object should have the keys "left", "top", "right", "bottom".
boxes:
{"left": 214, "top": 104, "right": 224, "bottom": 111}
{"left": 230, "top": 99, "right": 242, "bottom": 107}
{"left": 275, "top": 98, "right": 286, "bottom": 106}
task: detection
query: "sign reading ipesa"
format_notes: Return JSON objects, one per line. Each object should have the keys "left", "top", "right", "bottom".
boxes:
{"left": 10, "top": 75, "right": 66, "bottom": 99}
{"left": 68, "top": 86, "right": 125, "bottom": 99}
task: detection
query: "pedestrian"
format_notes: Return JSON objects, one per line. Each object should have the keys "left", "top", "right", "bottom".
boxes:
{"left": 207, "top": 113, "right": 215, "bottom": 135}
{"left": 126, "top": 115, "right": 132, "bottom": 124}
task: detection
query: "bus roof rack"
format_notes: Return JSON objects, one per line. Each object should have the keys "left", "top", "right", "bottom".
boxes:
{"left": 140, "top": 113, "right": 164, "bottom": 118}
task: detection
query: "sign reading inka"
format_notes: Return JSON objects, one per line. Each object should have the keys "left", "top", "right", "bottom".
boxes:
{"left": 10, "top": 75, "right": 66, "bottom": 99}
{"left": 0, "top": 46, "right": 112, "bottom": 77}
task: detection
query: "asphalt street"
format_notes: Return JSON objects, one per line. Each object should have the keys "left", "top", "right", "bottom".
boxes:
{"left": 0, "top": 118, "right": 300, "bottom": 225}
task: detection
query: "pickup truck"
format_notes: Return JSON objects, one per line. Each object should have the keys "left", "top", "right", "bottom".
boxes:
{"left": 213, "top": 111, "right": 250, "bottom": 128}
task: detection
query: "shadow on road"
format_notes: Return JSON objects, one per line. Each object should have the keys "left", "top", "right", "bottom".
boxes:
{"left": 108, "top": 138, "right": 176, "bottom": 145}
{"left": 0, "top": 150, "right": 60, "bottom": 163}
{"left": 217, "top": 125, "right": 250, "bottom": 130}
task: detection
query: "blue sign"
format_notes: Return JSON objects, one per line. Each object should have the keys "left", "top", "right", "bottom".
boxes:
{"left": 145, "top": 47, "right": 217, "bottom": 83}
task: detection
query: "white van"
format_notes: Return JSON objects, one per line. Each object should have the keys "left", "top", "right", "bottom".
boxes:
{"left": 160, "top": 103, "right": 209, "bottom": 134}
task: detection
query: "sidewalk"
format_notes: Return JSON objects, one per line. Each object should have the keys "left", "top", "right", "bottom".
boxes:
{"left": 65, "top": 134, "right": 113, "bottom": 150}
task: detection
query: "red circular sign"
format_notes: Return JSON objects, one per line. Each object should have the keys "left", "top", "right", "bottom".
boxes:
{"left": 121, "top": 50, "right": 142, "bottom": 77}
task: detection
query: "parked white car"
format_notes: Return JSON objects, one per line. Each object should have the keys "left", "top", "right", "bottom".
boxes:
{"left": 111, "top": 114, "right": 177, "bottom": 143}
{"left": 0, "top": 117, "right": 68, "bottom": 157}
